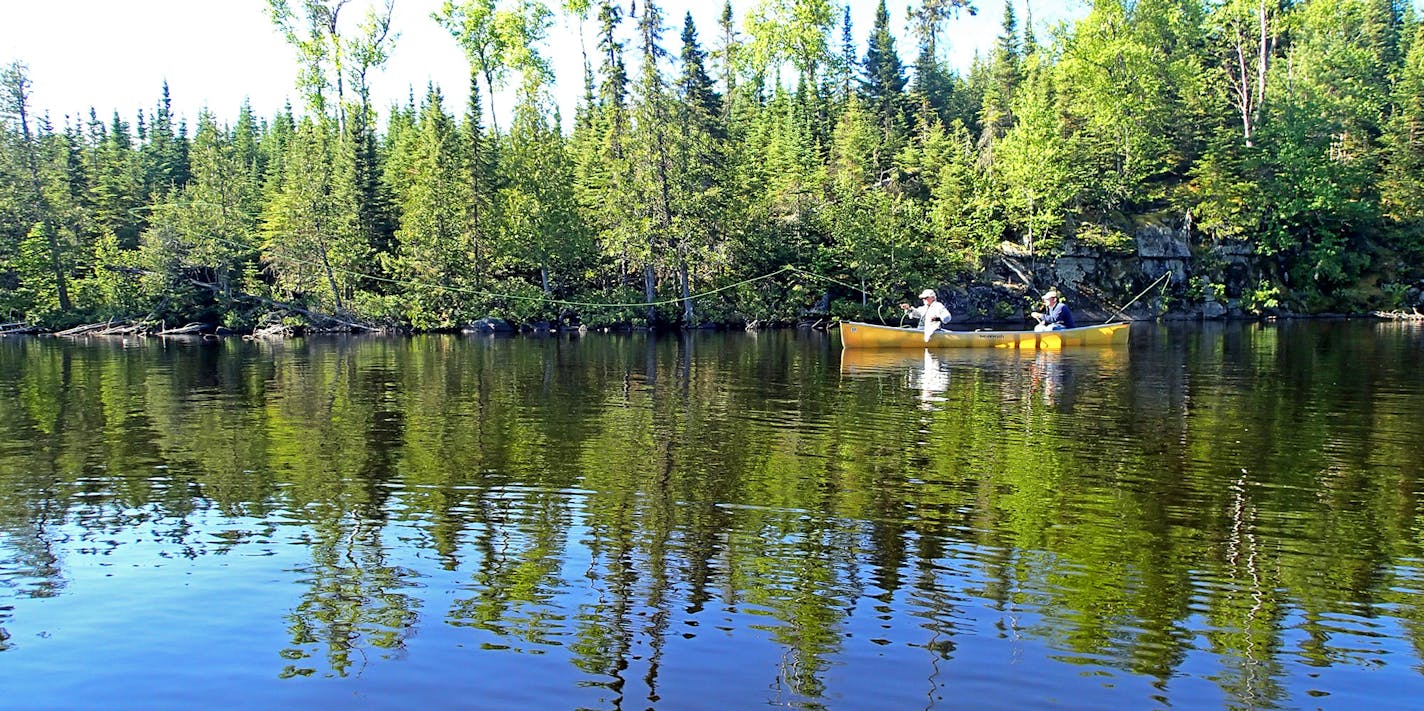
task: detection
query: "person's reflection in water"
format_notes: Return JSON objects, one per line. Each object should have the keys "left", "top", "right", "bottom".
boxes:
{"left": 1029, "top": 351, "right": 1074, "bottom": 408}
{"left": 916, "top": 349, "right": 949, "bottom": 410}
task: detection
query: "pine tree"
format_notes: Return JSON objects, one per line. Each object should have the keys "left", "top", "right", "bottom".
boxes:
{"left": 582, "top": 0, "right": 638, "bottom": 295}
{"left": 92, "top": 112, "right": 145, "bottom": 249}
{"left": 909, "top": 0, "right": 975, "bottom": 124}
{"left": 142, "top": 82, "right": 190, "bottom": 196}
{"left": 462, "top": 73, "right": 498, "bottom": 294}
{"left": 153, "top": 110, "right": 261, "bottom": 307}
{"left": 835, "top": 5, "right": 856, "bottom": 104}
{"left": 499, "top": 75, "right": 584, "bottom": 316}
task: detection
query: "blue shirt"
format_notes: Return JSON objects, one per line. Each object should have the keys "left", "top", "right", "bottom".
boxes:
{"left": 1042, "top": 302, "right": 1075, "bottom": 328}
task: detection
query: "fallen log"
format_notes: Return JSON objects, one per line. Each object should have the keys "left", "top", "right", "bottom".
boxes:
{"left": 184, "top": 279, "right": 381, "bottom": 333}
{"left": 55, "top": 321, "right": 111, "bottom": 337}
{"left": 1371, "top": 309, "right": 1424, "bottom": 321}
{"left": 98, "top": 265, "right": 384, "bottom": 335}
{"left": 156, "top": 322, "right": 206, "bottom": 336}
{"left": 97, "top": 322, "right": 148, "bottom": 336}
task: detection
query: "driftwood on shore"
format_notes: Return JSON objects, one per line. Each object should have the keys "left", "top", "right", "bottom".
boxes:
{"left": 95, "top": 265, "right": 382, "bottom": 337}
{"left": 183, "top": 279, "right": 381, "bottom": 334}
{"left": 0, "top": 322, "right": 41, "bottom": 336}
{"left": 1372, "top": 309, "right": 1424, "bottom": 320}
{"left": 54, "top": 321, "right": 113, "bottom": 337}
{"left": 156, "top": 322, "right": 206, "bottom": 336}
{"left": 247, "top": 323, "right": 294, "bottom": 339}
{"left": 98, "top": 322, "right": 146, "bottom": 335}
{"left": 51, "top": 320, "right": 150, "bottom": 337}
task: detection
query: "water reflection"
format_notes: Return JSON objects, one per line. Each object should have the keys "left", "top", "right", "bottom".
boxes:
{"left": 0, "top": 324, "right": 1421, "bottom": 709}
{"left": 840, "top": 348, "right": 950, "bottom": 408}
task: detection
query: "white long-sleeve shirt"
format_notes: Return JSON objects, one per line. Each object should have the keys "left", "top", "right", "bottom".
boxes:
{"left": 908, "top": 300, "right": 951, "bottom": 328}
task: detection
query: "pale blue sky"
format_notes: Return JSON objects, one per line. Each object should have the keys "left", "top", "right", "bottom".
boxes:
{"left": 3, "top": 0, "right": 1050, "bottom": 130}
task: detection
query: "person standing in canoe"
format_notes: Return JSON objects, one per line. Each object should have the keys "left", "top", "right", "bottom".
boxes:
{"left": 900, "top": 289, "right": 952, "bottom": 330}
{"left": 1032, "top": 290, "right": 1075, "bottom": 331}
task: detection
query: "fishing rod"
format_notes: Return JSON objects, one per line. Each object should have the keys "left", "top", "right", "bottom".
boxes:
{"left": 1104, "top": 271, "right": 1174, "bottom": 324}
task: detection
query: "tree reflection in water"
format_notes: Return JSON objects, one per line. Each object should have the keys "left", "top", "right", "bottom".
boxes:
{"left": 0, "top": 325, "right": 1422, "bottom": 708}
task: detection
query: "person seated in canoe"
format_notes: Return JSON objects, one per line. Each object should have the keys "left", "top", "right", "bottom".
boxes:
{"left": 900, "top": 289, "right": 952, "bottom": 330}
{"left": 1032, "top": 290, "right": 1075, "bottom": 331}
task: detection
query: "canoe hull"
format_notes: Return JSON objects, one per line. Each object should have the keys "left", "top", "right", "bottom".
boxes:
{"left": 839, "top": 321, "right": 1130, "bottom": 349}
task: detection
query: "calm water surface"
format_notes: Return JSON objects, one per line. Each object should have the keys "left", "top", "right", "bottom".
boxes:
{"left": 1, "top": 322, "right": 1422, "bottom": 709}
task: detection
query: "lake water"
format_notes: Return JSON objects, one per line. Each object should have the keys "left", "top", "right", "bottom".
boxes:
{"left": 1, "top": 322, "right": 1422, "bottom": 709}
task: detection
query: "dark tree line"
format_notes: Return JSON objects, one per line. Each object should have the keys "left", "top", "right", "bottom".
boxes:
{"left": 3, "top": 0, "right": 1423, "bottom": 331}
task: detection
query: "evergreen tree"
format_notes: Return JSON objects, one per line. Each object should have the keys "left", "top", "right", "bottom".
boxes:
{"left": 1380, "top": 23, "right": 1424, "bottom": 263}
{"left": 679, "top": 12, "right": 723, "bottom": 133}
{"left": 261, "top": 115, "right": 365, "bottom": 313}
{"left": 631, "top": 0, "right": 675, "bottom": 324}
{"left": 714, "top": 1, "right": 740, "bottom": 110}
{"left": 92, "top": 112, "right": 145, "bottom": 249}
{"left": 461, "top": 73, "right": 498, "bottom": 294}
{"left": 580, "top": 0, "right": 639, "bottom": 296}
{"left": 909, "top": 0, "right": 976, "bottom": 124}
{"left": 138, "top": 110, "right": 260, "bottom": 318}
{"left": 835, "top": 5, "right": 856, "bottom": 104}
{"left": 498, "top": 75, "right": 584, "bottom": 317}
{"left": 994, "top": 48, "right": 1077, "bottom": 252}
{"left": 142, "top": 82, "right": 190, "bottom": 196}
{"left": 1, "top": 61, "right": 71, "bottom": 314}
{"left": 861, "top": 0, "right": 908, "bottom": 178}
{"left": 977, "top": 0, "right": 1021, "bottom": 159}
{"left": 389, "top": 87, "right": 471, "bottom": 327}
{"left": 672, "top": 11, "right": 729, "bottom": 323}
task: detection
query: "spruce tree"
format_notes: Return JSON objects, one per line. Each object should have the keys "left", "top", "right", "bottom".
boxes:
{"left": 977, "top": 1, "right": 1020, "bottom": 158}
{"left": 1380, "top": 24, "right": 1424, "bottom": 262}
{"left": 3, "top": 62, "right": 73, "bottom": 313}
{"left": 909, "top": 0, "right": 976, "bottom": 124}
{"left": 861, "top": 0, "right": 908, "bottom": 178}
{"left": 631, "top": 0, "right": 674, "bottom": 324}
{"left": 391, "top": 87, "right": 470, "bottom": 327}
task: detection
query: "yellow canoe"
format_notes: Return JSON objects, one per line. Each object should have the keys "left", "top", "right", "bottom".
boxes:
{"left": 838, "top": 320, "right": 1130, "bottom": 350}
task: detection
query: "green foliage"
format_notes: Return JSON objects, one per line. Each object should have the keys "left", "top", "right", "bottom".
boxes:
{"left": 1186, "top": 276, "right": 1221, "bottom": 304}
{"left": 1073, "top": 222, "right": 1136, "bottom": 255}
{"left": 1240, "top": 279, "right": 1281, "bottom": 315}
{"left": 83, "top": 231, "right": 145, "bottom": 317}
{"left": 2, "top": 0, "right": 1424, "bottom": 327}
{"left": 1380, "top": 282, "right": 1410, "bottom": 309}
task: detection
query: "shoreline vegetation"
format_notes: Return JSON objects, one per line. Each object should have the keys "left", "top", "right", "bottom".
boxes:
{"left": 2, "top": 305, "right": 1420, "bottom": 341}
{"left": 4, "top": 0, "right": 1424, "bottom": 337}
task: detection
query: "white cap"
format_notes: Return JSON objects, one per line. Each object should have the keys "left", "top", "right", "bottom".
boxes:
{"left": 1043, "top": 290, "right": 1060, "bottom": 300}
{"left": 918, "top": 289, "right": 936, "bottom": 299}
